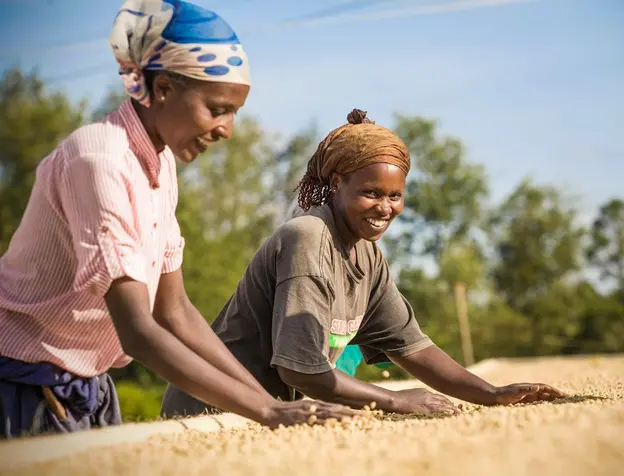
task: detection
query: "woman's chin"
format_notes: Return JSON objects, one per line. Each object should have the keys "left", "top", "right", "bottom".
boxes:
{"left": 358, "top": 221, "right": 390, "bottom": 242}
{"left": 362, "top": 233, "right": 385, "bottom": 242}
{"left": 173, "top": 148, "right": 198, "bottom": 164}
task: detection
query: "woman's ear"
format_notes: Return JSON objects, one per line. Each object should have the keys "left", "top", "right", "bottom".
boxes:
{"left": 330, "top": 173, "right": 343, "bottom": 194}
{"left": 152, "top": 72, "right": 174, "bottom": 104}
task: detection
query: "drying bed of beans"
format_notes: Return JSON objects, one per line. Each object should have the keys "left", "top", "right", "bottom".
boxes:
{"left": 6, "top": 355, "right": 624, "bottom": 476}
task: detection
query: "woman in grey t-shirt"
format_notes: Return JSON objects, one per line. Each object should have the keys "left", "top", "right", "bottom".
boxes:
{"left": 162, "top": 109, "right": 567, "bottom": 418}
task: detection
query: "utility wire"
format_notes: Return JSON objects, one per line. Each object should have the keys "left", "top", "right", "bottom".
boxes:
{"left": 44, "top": 63, "right": 115, "bottom": 83}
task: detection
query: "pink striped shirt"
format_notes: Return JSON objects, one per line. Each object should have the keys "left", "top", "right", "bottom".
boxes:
{"left": 0, "top": 100, "right": 185, "bottom": 377}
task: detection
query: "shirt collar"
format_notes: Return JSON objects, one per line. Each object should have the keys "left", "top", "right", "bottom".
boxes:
{"left": 118, "top": 100, "right": 163, "bottom": 189}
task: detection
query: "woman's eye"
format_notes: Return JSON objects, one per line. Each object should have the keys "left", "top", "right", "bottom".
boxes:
{"left": 210, "top": 109, "right": 226, "bottom": 117}
{"left": 363, "top": 190, "right": 378, "bottom": 198}
{"left": 391, "top": 193, "right": 403, "bottom": 201}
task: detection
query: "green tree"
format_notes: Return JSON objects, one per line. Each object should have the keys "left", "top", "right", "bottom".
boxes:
{"left": 439, "top": 240, "right": 486, "bottom": 291}
{"left": 488, "top": 179, "right": 585, "bottom": 353}
{"left": 469, "top": 298, "right": 532, "bottom": 359}
{"left": 564, "top": 281, "right": 624, "bottom": 354}
{"left": 519, "top": 280, "right": 586, "bottom": 355}
{"left": 398, "top": 268, "right": 462, "bottom": 360}
{"left": 0, "top": 68, "right": 86, "bottom": 254}
{"left": 389, "top": 115, "right": 489, "bottom": 263}
{"left": 489, "top": 180, "right": 584, "bottom": 308}
{"left": 438, "top": 241, "right": 486, "bottom": 365}
{"left": 384, "top": 115, "right": 489, "bottom": 365}
{"left": 177, "top": 116, "right": 301, "bottom": 321}
{"left": 271, "top": 123, "right": 318, "bottom": 220}
{"left": 587, "top": 198, "right": 624, "bottom": 300}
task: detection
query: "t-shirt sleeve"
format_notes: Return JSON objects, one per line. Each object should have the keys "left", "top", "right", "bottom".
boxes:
{"left": 59, "top": 152, "right": 148, "bottom": 296}
{"left": 270, "top": 275, "right": 335, "bottom": 374}
{"left": 352, "top": 250, "right": 433, "bottom": 365}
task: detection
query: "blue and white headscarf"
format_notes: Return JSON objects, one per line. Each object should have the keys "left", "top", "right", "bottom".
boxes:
{"left": 109, "top": 0, "right": 251, "bottom": 107}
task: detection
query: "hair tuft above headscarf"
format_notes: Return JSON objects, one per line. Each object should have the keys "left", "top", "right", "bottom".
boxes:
{"left": 346, "top": 109, "right": 374, "bottom": 125}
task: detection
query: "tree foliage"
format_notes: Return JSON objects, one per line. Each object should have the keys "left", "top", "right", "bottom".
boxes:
{"left": 587, "top": 198, "right": 624, "bottom": 300}
{"left": 1, "top": 67, "right": 622, "bottom": 421}
{"left": 0, "top": 68, "right": 85, "bottom": 253}
{"left": 488, "top": 180, "right": 585, "bottom": 310}
{"left": 389, "top": 115, "right": 489, "bottom": 263}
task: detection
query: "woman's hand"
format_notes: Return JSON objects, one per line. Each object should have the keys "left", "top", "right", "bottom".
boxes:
{"left": 262, "top": 399, "right": 358, "bottom": 429}
{"left": 392, "top": 388, "right": 459, "bottom": 415}
{"left": 490, "top": 383, "right": 568, "bottom": 405}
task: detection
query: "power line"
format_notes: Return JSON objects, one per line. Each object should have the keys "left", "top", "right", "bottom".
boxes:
{"left": 281, "top": 0, "right": 532, "bottom": 28}
{"left": 0, "top": 0, "right": 255, "bottom": 58}
{"left": 281, "top": 0, "right": 396, "bottom": 25}
{"left": 0, "top": 36, "right": 108, "bottom": 59}
{"left": 0, "top": 1, "right": 434, "bottom": 59}
{"left": 45, "top": 63, "right": 114, "bottom": 83}
{"left": 15, "top": 0, "right": 531, "bottom": 84}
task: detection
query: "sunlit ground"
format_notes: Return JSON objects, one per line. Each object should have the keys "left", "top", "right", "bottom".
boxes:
{"left": 5, "top": 355, "right": 623, "bottom": 476}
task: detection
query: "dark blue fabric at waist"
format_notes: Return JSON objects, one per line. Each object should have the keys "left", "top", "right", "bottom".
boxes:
{"left": 0, "top": 356, "right": 100, "bottom": 417}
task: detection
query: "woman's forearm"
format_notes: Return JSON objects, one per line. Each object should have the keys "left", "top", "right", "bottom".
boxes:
{"left": 277, "top": 367, "right": 399, "bottom": 411}
{"left": 124, "top": 318, "right": 276, "bottom": 424}
{"left": 392, "top": 345, "right": 498, "bottom": 405}
{"left": 158, "top": 301, "right": 270, "bottom": 397}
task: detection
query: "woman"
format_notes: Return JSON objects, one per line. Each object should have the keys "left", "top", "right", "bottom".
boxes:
{"left": 0, "top": 0, "right": 352, "bottom": 439}
{"left": 162, "top": 109, "right": 568, "bottom": 417}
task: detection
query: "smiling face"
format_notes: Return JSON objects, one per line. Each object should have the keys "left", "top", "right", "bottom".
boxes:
{"left": 150, "top": 73, "right": 250, "bottom": 163}
{"left": 331, "top": 162, "right": 406, "bottom": 243}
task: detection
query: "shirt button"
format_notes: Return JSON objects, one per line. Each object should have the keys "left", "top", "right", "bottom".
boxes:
{"left": 153, "top": 222, "right": 158, "bottom": 229}
{"left": 100, "top": 226, "right": 109, "bottom": 234}
{"left": 152, "top": 261, "right": 156, "bottom": 267}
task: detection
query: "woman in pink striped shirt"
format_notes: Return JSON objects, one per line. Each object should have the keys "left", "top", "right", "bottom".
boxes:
{"left": 0, "top": 0, "right": 354, "bottom": 439}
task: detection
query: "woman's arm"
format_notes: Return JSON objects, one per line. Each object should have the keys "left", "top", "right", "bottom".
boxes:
{"left": 153, "top": 269, "right": 269, "bottom": 397}
{"left": 391, "top": 345, "right": 568, "bottom": 405}
{"left": 277, "top": 365, "right": 458, "bottom": 414}
{"left": 106, "top": 277, "right": 278, "bottom": 424}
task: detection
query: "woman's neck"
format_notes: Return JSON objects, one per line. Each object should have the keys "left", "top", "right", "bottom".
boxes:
{"left": 329, "top": 201, "right": 359, "bottom": 252}
{"left": 132, "top": 100, "right": 166, "bottom": 152}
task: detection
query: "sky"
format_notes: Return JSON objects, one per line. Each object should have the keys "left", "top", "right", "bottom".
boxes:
{"left": 1, "top": 0, "right": 623, "bottom": 218}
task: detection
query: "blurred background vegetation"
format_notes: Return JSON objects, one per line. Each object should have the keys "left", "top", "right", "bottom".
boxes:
{"left": 2, "top": 68, "right": 622, "bottom": 421}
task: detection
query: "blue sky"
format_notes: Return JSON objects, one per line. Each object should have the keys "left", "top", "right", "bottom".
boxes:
{"left": 1, "top": 0, "right": 623, "bottom": 217}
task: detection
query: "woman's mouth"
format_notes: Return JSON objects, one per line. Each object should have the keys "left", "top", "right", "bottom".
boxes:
{"left": 195, "top": 136, "right": 210, "bottom": 153}
{"left": 364, "top": 217, "right": 390, "bottom": 231}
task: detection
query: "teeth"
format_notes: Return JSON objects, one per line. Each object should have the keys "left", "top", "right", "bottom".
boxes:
{"left": 196, "top": 137, "right": 209, "bottom": 150}
{"left": 365, "top": 218, "right": 388, "bottom": 228}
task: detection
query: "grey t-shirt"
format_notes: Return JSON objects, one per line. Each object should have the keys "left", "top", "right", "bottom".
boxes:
{"left": 161, "top": 204, "right": 432, "bottom": 414}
